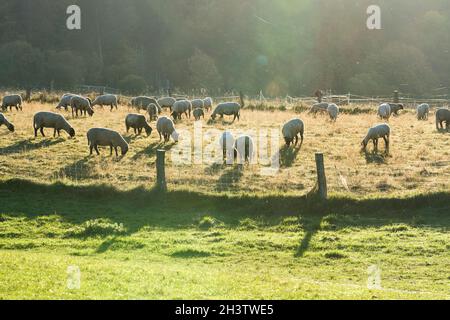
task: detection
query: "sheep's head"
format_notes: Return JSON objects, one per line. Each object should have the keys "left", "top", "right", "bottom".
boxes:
{"left": 210, "top": 113, "right": 217, "bottom": 120}
{"left": 121, "top": 144, "right": 129, "bottom": 156}
{"left": 145, "top": 126, "right": 153, "bottom": 137}
{"left": 88, "top": 108, "right": 94, "bottom": 117}
{"left": 361, "top": 139, "right": 368, "bottom": 151}
{"left": 7, "top": 124, "right": 14, "bottom": 133}
{"left": 68, "top": 128, "right": 76, "bottom": 137}
{"left": 284, "top": 137, "right": 292, "bottom": 146}
{"left": 171, "top": 131, "right": 179, "bottom": 142}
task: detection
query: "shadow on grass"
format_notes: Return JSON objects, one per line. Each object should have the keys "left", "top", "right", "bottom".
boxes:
{"left": 0, "top": 138, "right": 65, "bottom": 155}
{"left": 216, "top": 165, "right": 243, "bottom": 192}
{"left": 280, "top": 145, "right": 301, "bottom": 167}
{"left": 54, "top": 157, "right": 92, "bottom": 180}
{"left": 364, "top": 150, "right": 389, "bottom": 164}
{"left": 0, "top": 179, "right": 449, "bottom": 255}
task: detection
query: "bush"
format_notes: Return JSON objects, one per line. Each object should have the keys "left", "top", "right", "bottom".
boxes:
{"left": 66, "top": 219, "right": 127, "bottom": 238}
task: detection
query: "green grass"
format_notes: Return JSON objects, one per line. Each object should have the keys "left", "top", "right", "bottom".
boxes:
{"left": 0, "top": 180, "right": 449, "bottom": 299}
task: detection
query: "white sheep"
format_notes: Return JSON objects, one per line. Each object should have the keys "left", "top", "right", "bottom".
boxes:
{"left": 33, "top": 111, "right": 75, "bottom": 138}
{"left": 171, "top": 100, "right": 192, "bottom": 120}
{"left": 191, "top": 99, "right": 205, "bottom": 110}
{"left": 147, "top": 103, "right": 159, "bottom": 121}
{"left": 87, "top": 128, "right": 129, "bottom": 156}
{"left": 92, "top": 94, "right": 118, "bottom": 111}
{"left": 234, "top": 135, "right": 255, "bottom": 164}
{"left": 125, "top": 114, "right": 153, "bottom": 136}
{"left": 282, "top": 118, "right": 304, "bottom": 147}
{"left": 309, "top": 102, "right": 329, "bottom": 115}
{"left": 156, "top": 116, "right": 179, "bottom": 143}
{"left": 417, "top": 103, "right": 430, "bottom": 121}
{"left": 377, "top": 103, "right": 391, "bottom": 121}
{"left": 157, "top": 97, "right": 176, "bottom": 110}
{"left": 211, "top": 102, "right": 241, "bottom": 122}
{"left": 1, "top": 94, "right": 23, "bottom": 111}
{"left": 203, "top": 97, "right": 213, "bottom": 111}
{"left": 327, "top": 103, "right": 339, "bottom": 121}
{"left": 70, "top": 96, "right": 94, "bottom": 117}
{"left": 0, "top": 113, "right": 15, "bottom": 132}
{"left": 193, "top": 108, "right": 204, "bottom": 121}
{"left": 56, "top": 93, "right": 76, "bottom": 110}
{"left": 436, "top": 108, "right": 450, "bottom": 131}
{"left": 362, "top": 124, "right": 391, "bottom": 152}
{"left": 219, "top": 131, "right": 235, "bottom": 163}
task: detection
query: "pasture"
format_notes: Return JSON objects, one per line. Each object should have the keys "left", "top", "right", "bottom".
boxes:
{"left": 0, "top": 101, "right": 449, "bottom": 299}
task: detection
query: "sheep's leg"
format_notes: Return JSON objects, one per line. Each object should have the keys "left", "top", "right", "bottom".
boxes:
{"left": 94, "top": 145, "right": 100, "bottom": 155}
{"left": 58, "top": 130, "right": 61, "bottom": 137}
{"left": 110, "top": 104, "right": 113, "bottom": 112}
{"left": 39, "top": 128, "right": 45, "bottom": 137}
{"left": 53, "top": 129, "right": 57, "bottom": 137}
{"left": 114, "top": 147, "right": 119, "bottom": 157}
{"left": 139, "top": 128, "right": 142, "bottom": 135}
{"left": 158, "top": 132, "right": 162, "bottom": 141}
{"left": 110, "top": 145, "right": 113, "bottom": 156}
{"left": 383, "top": 136, "right": 389, "bottom": 151}
{"left": 34, "top": 127, "right": 38, "bottom": 137}
{"left": 89, "top": 145, "right": 93, "bottom": 155}
{"left": 294, "top": 135, "right": 299, "bottom": 147}
{"left": 372, "top": 139, "right": 377, "bottom": 151}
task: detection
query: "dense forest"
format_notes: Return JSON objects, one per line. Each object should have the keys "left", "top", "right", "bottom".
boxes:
{"left": 0, "top": 0, "right": 449, "bottom": 97}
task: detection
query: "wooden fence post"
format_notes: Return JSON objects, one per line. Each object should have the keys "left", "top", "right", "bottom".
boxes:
{"left": 393, "top": 90, "right": 399, "bottom": 103}
{"left": 315, "top": 153, "right": 327, "bottom": 200}
{"left": 156, "top": 149, "right": 167, "bottom": 192}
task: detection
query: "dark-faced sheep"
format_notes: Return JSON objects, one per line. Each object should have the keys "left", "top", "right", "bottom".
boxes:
{"left": 125, "top": 114, "right": 153, "bottom": 136}
{"left": 282, "top": 118, "right": 304, "bottom": 147}
{"left": 33, "top": 112, "right": 75, "bottom": 138}
{"left": 436, "top": 108, "right": 450, "bottom": 131}
{"left": 171, "top": 100, "right": 192, "bottom": 120}
{"left": 156, "top": 116, "right": 179, "bottom": 143}
{"left": 1, "top": 95, "right": 23, "bottom": 111}
{"left": 193, "top": 108, "right": 205, "bottom": 121}
{"left": 0, "top": 113, "right": 14, "bottom": 132}
{"left": 87, "top": 128, "right": 129, "bottom": 156}
{"left": 211, "top": 102, "right": 241, "bottom": 122}
{"left": 71, "top": 96, "right": 94, "bottom": 117}
{"left": 362, "top": 124, "right": 390, "bottom": 153}
{"left": 92, "top": 94, "right": 118, "bottom": 111}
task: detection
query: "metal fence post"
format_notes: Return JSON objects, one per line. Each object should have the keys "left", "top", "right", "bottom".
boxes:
{"left": 156, "top": 149, "right": 167, "bottom": 192}
{"left": 315, "top": 153, "right": 327, "bottom": 200}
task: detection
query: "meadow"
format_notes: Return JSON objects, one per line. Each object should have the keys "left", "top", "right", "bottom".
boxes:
{"left": 0, "top": 100, "right": 449, "bottom": 299}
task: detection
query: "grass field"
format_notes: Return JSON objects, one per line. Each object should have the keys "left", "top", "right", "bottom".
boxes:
{"left": 0, "top": 101, "right": 449, "bottom": 299}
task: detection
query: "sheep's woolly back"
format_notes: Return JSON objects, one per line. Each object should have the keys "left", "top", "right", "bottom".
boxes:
{"left": 33, "top": 111, "right": 73, "bottom": 133}
{"left": 191, "top": 99, "right": 204, "bottom": 109}
{"left": 203, "top": 97, "right": 213, "bottom": 108}
{"left": 87, "top": 128, "right": 128, "bottom": 149}
{"left": 363, "top": 124, "right": 391, "bottom": 145}
{"left": 417, "top": 104, "right": 430, "bottom": 120}
{"left": 327, "top": 104, "right": 339, "bottom": 120}
{"left": 157, "top": 97, "right": 176, "bottom": 108}
{"left": 157, "top": 116, "right": 178, "bottom": 141}
{"left": 93, "top": 94, "right": 117, "bottom": 106}
{"left": 378, "top": 103, "right": 391, "bottom": 119}
{"left": 310, "top": 102, "right": 329, "bottom": 113}
{"left": 436, "top": 108, "right": 450, "bottom": 122}
{"left": 282, "top": 118, "right": 304, "bottom": 140}
{"left": 212, "top": 102, "right": 240, "bottom": 116}
{"left": 2, "top": 94, "right": 22, "bottom": 107}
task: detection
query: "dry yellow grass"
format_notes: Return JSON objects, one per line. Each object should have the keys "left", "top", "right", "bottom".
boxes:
{"left": 0, "top": 101, "right": 448, "bottom": 196}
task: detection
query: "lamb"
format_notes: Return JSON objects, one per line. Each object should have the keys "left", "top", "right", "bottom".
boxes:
{"left": 0, "top": 113, "right": 14, "bottom": 132}
{"left": 234, "top": 135, "right": 255, "bottom": 164}
{"left": 193, "top": 108, "right": 205, "bottom": 121}
{"left": 147, "top": 103, "right": 159, "bottom": 121}
{"left": 436, "top": 108, "right": 450, "bottom": 131}
{"left": 56, "top": 93, "right": 76, "bottom": 110}
{"left": 125, "top": 114, "right": 152, "bottom": 136}
{"left": 157, "top": 97, "right": 176, "bottom": 110}
{"left": 156, "top": 116, "right": 179, "bottom": 143}
{"left": 219, "top": 131, "right": 235, "bottom": 163}
{"left": 171, "top": 100, "right": 192, "bottom": 120}
{"left": 417, "top": 103, "right": 430, "bottom": 121}
{"left": 191, "top": 99, "right": 205, "bottom": 110}
{"left": 361, "top": 124, "right": 390, "bottom": 152}
{"left": 211, "top": 102, "right": 241, "bottom": 122}
{"left": 1, "top": 94, "right": 23, "bottom": 111}
{"left": 282, "top": 118, "right": 304, "bottom": 147}
{"left": 70, "top": 96, "right": 94, "bottom": 117}
{"left": 309, "top": 102, "right": 329, "bottom": 115}
{"left": 327, "top": 103, "right": 339, "bottom": 121}
{"left": 388, "top": 103, "right": 404, "bottom": 116}
{"left": 33, "top": 111, "right": 75, "bottom": 138}
{"left": 203, "top": 97, "right": 213, "bottom": 111}
{"left": 92, "top": 94, "right": 118, "bottom": 111}
{"left": 377, "top": 103, "right": 391, "bottom": 121}
{"left": 87, "top": 128, "right": 129, "bottom": 156}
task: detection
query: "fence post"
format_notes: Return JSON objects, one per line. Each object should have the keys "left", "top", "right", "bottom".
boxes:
{"left": 315, "top": 153, "right": 327, "bottom": 200}
{"left": 393, "top": 90, "right": 399, "bottom": 103}
{"left": 156, "top": 149, "right": 167, "bottom": 192}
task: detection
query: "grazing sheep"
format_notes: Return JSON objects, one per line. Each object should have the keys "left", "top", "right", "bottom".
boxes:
{"left": 156, "top": 116, "right": 179, "bottom": 143}
{"left": 157, "top": 97, "right": 176, "bottom": 110}
{"left": 417, "top": 103, "right": 430, "bottom": 121}
{"left": 87, "top": 128, "right": 129, "bottom": 156}
{"left": 309, "top": 102, "right": 329, "bottom": 115}
{"left": 171, "top": 100, "right": 192, "bottom": 120}
{"left": 56, "top": 93, "right": 76, "bottom": 110}
{"left": 33, "top": 111, "right": 75, "bottom": 138}
{"left": 282, "top": 118, "right": 304, "bottom": 147}
{"left": 92, "top": 94, "right": 118, "bottom": 111}
{"left": 70, "top": 96, "right": 94, "bottom": 117}
{"left": 147, "top": 103, "right": 159, "bottom": 121}
{"left": 211, "top": 102, "right": 241, "bottom": 122}
{"left": 203, "top": 97, "right": 213, "bottom": 111}
{"left": 125, "top": 114, "right": 152, "bottom": 136}
{"left": 0, "top": 113, "right": 14, "bottom": 132}
{"left": 193, "top": 108, "right": 205, "bottom": 121}
{"left": 132, "top": 96, "right": 161, "bottom": 112}
{"left": 191, "top": 99, "right": 205, "bottom": 110}
{"left": 388, "top": 103, "right": 404, "bottom": 116}
{"left": 219, "top": 131, "right": 235, "bottom": 163}
{"left": 436, "top": 108, "right": 450, "bottom": 131}
{"left": 361, "top": 124, "right": 390, "bottom": 152}
{"left": 377, "top": 103, "right": 391, "bottom": 121}
{"left": 234, "top": 135, "right": 255, "bottom": 164}
{"left": 327, "top": 103, "right": 339, "bottom": 121}
{"left": 1, "top": 94, "right": 23, "bottom": 111}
